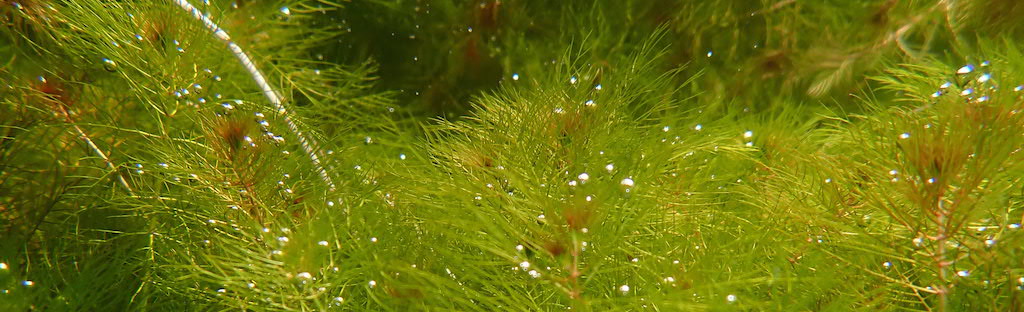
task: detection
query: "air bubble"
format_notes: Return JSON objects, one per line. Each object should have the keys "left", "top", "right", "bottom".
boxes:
{"left": 978, "top": 73, "right": 992, "bottom": 83}
{"left": 956, "top": 64, "right": 974, "bottom": 75}
{"left": 620, "top": 178, "right": 635, "bottom": 187}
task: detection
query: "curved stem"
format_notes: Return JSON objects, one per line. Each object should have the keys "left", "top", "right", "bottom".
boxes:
{"left": 171, "top": 0, "right": 336, "bottom": 191}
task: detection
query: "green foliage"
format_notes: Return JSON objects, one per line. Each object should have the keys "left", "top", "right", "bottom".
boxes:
{"left": 2, "top": 0, "right": 1024, "bottom": 311}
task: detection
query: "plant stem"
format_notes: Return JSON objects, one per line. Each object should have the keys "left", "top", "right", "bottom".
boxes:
{"left": 934, "top": 200, "right": 948, "bottom": 312}
{"left": 171, "top": 0, "right": 336, "bottom": 191}
{"left": 56, "top": 104, "right": 133, "bottom": 194}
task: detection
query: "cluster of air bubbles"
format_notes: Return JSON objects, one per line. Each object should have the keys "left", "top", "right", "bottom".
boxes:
{"left": 742, "top": 130, "right": 754, "bottom": 146}
{"left": 888, "top": 169, "right": 900, "bottom": 182}
{"left": 929, "top": 61, "right": 1015, "bottom": 104}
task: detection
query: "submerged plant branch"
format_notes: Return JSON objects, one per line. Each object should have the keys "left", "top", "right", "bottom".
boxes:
{"left": 56, "top": 103, "right": 134, "bottom": 194}
{"left": 171, "top": 0, "right": 336, "bottom": 191}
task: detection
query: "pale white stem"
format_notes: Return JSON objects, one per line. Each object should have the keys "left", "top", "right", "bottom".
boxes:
{"left": 57, "top": 106, "right": 134, "bottom": 193}
{"left": 172, "top": 0, "right": 336, "bottom": 191}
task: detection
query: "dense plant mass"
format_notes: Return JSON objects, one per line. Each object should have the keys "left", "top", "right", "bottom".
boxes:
{"left": 2, "top": 0, "right": 1024, "bottom": 310}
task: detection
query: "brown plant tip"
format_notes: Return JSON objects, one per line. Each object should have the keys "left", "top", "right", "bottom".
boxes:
{"left": 33, "top": 77, "right": 75, "bottom": 112}
{"left": 563, "top": 204, "right": 593, "bottom": 231}
{"left": 544, "top": 240, "right": 566, "bottom": 257}
{"left": 215, "top": 117, "right": 255, "bottom": 155}
{"left": 869, "top": 0, "right": 897, "bottom": 27}
{"left": 385, "top": 286, "right": 425, "bottom": 299}
{"left": 757, "top": 50, "right": 791, "bottom": 79}
{"left": 456, "top": 147, "right": 494, "bottom": 169}
{"left": 476, "top": 0, "right": 501, "bottom": 31}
